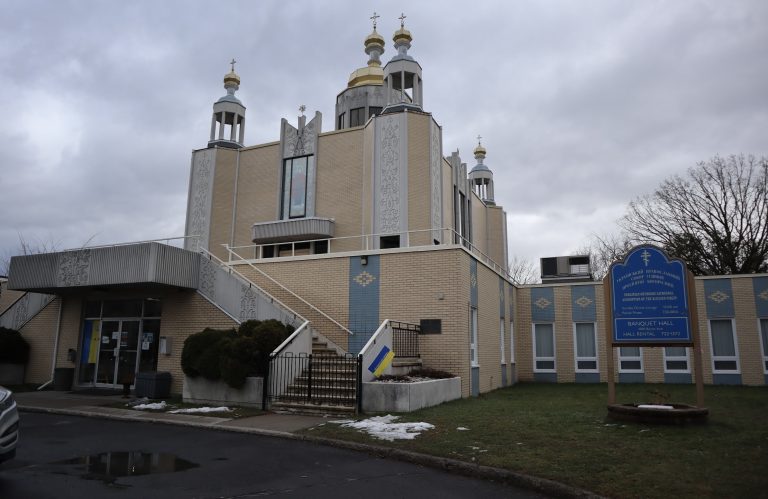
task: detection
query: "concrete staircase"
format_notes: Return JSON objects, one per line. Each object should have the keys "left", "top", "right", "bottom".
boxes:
{"left": 270, "top": 336, "right": 358, "bottom": 416}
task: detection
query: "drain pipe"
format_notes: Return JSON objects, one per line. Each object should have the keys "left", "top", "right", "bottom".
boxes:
{"left": 37, "top": 297, "right": 63, "bottom": 391}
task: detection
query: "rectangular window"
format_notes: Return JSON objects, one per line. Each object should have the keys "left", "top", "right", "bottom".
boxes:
{"left": 337, "top": 112, "right": 345, "bottom": 130}
{"left": 281, "top": 156, "right": 313, "bottom": 219}
{"left": 760, "top": 318, "right": 768, "bottom": 373}
{"left": 618, "top": 347, "right": 643, "bottom": 372}
{"left": 380, "top": 235, "right": 400, "bottom": 249}
{"left": 470, "top": 308, "right": 478, "bottom": 367}
{"left": 368, "top": 106, "right": 382, "bottom": 118}
{"left": 350, "top": 107, "right": 365, "bottom": 127}
{"left": 509, "top": 322, "right": 515, "bottom": 364}
{"left": 533, "top": 323, "right": 555, "bottom": 372}
{"left": 710, "top": 319, "right": 739, "bottom": 372}
{"left": 574, "top": 322, "right": 598, "bottom": 372}
{"left": 419, "top": 319, "right": 441, "bottom": 335}
{"left": 664, "top": 346, "right": 690, "bottom": 373}
{"left": 500, "top": 318, "right": 506, "bottom": 364}
{"left": 313, "top": 240, "right": 328, "bottom": 254}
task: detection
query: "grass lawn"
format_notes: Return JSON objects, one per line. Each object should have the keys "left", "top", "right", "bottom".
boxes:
{"left": 108, "top": 398, "right": 264, "bottom": 419}
{"left": 302, "top": 383, "right": 768, "bottom": 498}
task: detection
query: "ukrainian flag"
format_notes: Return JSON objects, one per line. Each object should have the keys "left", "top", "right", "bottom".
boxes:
{"left": 368, "top": 346, "right": 395, "bottom": 378}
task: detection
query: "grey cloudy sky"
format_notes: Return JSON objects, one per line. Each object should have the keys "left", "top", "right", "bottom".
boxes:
{"left": 1, "top": 0, "right": 766, "bottom": 272}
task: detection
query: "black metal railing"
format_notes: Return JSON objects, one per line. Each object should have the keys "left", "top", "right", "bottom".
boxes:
{"left": 391, "top": 321, "right": 420, "bottom": 358}
{"left": 265, "top": 352, "right": 360, "bottom": 408}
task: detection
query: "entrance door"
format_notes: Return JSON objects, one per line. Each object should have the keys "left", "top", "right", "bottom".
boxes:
{"left": 95, "top": 320, "right": 140, "bottom": 387}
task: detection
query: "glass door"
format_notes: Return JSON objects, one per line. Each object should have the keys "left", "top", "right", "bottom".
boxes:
{"left": 94, "top": 320, "right": 140, "bottom": 387}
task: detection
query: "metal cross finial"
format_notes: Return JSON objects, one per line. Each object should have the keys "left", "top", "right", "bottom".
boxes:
{"left": 370, "top": 11, "right": 380, "bottom": 29}
{"left": 477, "top": 134, "right": 482, "bottom": 145}
{"left": 398, "top": 12, "right": 406, "bottom": 28}
{"left": 230, "top": 58, "right": 236, "bottom": 72}
{"left": 299, "top": 104, "right": 306, "bottom": 116}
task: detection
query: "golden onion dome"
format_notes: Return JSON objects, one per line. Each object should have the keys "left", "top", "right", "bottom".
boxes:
{"left": 473, "top": 143, "right": 487, "bottom": 157}
{"left": 365, "top": 28, "right": 385, "bottom": 47}
{"left": 393, "top": 27, "right": 412, "bottom": 44}
{"left": 224, "top": 70, "right": 240, "bottom": 86}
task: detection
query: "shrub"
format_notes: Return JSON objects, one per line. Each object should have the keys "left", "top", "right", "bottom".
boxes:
{"left": 181, "top": 320, "right": 294, "bottom": 388}
{"left": 0, "top": 327, "right": 30, "bottom": 364}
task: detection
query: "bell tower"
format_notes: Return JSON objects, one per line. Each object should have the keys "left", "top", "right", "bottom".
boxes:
{"left": 468, "top": 137, "right": 495, "bottom": 205}
{"left": 382, "top": 14, "right": 424, "bottom": 113}
{"left": 208, "top": 59, "right": 246, "bottom": 149}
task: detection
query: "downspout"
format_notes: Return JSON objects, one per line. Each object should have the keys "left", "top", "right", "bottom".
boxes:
{"left": 37, "top": 296, "right": 63, "bottom": 390}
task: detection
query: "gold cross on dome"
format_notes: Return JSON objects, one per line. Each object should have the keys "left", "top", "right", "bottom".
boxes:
{"left": 477, "top": 134, "right": 482, "bottom": 146}
{"left": 299, "top": 105, "right": 306, "bottom": 116}
{"left": 370, "top": 11, "right": 380, "bottom": 29}
{"left": 230, "top": 58, "right": 236, "bottom": 72}
{"left": 398, "top": 12, "right": 406, "bottom": 28}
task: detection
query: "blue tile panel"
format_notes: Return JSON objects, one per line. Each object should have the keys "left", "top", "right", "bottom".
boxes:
{"left": 575, "top": 372, "right": 600, "bottom": 383}
{"left": 571, "top": 285, "right": 596, "bottom": 322}
{"left": 753, "top": 277, "right": 768, "bottom": 317}
{"left": 618, "top": 373, "right": 645, "bottom": 383}
{"left": 713, "top": 374, "right": 742, "bottom": 385}
{"left": 348, "top": 255, "right": 380, "bottom": 355}
{"left": 703, "top": 279, "right": 734, "bottom": 318}
{"left": 533, "top": 372, "right": 558, "bottom": 383}
{"left": 664, "top": 373, "right": 692, "bottom": 384}
{"left": 531, "top": 287, "right": 555, "bottom": 322}
{"left": 470, "top": 259, "right": 478, "bottom": 308}
{"left": 499, "top": 278, "right": 505, "bottom": 318}
{"left": 471, "top": 366, "right": 480, "bottom": 396}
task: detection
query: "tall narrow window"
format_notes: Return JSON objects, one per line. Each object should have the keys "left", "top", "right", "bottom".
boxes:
{"left": 664, "top": 346, "right": 690, "bottom": 373}
{"left": 618, "top": 347, "right": 643, "bottom": 372}
{"left": 574, "top": 323, "right": 598, "bottom": 372}
{"left": 470, "top": 308, "right": 478, "bottom": 367}
{"left": 337, "top": 112, "right": 345, "bottom": 130}
{"left": 709, "top": 319, "right": 739, "bottom": 372}
{"left": 509, "top": 322, "right": 515, "bottom": 364}
{"left": 499, "top": 319, "right": 506, "bottom": 364}
{"left": 281, "top": 156, "right": 313, "bottom": 219}
{"left": 533, "top": 323, "right": 555, "bottom": 372}
{"left": 760, "top": 319, "right": 768, "bottom": 373}
{"left": 350, "top": 107, "right": 365, "bottom": 127}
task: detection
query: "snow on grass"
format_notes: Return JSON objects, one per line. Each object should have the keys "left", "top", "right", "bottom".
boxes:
{"left": 330, "top": 414, "right": 434, "bottom": 441}
{"left": 456, "top": 427, "right": 470, "bottom": 431}
{"left": 168, "top": 406, "right": 232, "bottom": 414}
{"left": 132, "top": 401, "right": 168, "bottom": 410}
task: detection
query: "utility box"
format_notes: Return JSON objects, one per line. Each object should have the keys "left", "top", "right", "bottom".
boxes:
{"left": 135, "top": 371, "right": 172, "bottom": 399}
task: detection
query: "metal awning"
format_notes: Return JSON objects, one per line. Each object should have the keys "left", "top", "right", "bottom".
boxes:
{"left": 7, "top": 242, "right": 200, "bottom": 293}
{"left": 251, "top": 217, "right": 335, "bottom": 244}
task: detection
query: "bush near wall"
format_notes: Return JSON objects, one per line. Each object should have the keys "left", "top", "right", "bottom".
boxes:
{"left": 0, "top": 327, "right": 30, "bottom": 364}
{"left": 181, "top": 320, "right": 293, "bottom": 389}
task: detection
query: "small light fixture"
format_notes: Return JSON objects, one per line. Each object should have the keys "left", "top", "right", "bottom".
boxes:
{"left": 361, "top": 255, "right": 368, "bottom": 266}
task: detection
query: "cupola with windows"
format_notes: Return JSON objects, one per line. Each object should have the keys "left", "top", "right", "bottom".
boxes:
{"left": 381, "top": 14, "right": 424, "bottom": 114}
{"left": 208, "top": 59, "right": 246, "bottom": 149}
{"left": 468, "top": 136, "right": 495, "bottom": 205}
{"left": 335, "top": 13, "right": 388, "bottom": 130}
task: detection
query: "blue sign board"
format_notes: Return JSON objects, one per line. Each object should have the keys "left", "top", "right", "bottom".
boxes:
{"left": 610, "top": 246, "right": 691, "bottom": 344}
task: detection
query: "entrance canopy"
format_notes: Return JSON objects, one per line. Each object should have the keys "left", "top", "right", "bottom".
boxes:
{"left": 7, "top": 242, "right": 200, "bottom": 293}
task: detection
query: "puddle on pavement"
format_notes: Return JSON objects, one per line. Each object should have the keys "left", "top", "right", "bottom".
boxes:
{"left": 52, "top": 451, "right": 198, "bottom": 484}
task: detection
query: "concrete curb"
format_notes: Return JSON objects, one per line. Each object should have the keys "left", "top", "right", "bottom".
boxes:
{"left": 20, "top": 406, "right": 602, "bottom": 499}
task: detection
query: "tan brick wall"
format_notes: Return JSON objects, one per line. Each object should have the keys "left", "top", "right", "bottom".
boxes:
{"left": 471, "top": 193, "right": 487, "bottom": 256}
{"left": 209, "top": 147, "right": 238, "bottom": 260}
{"left": 733, "top": 277, "right": 763, "bottom": 385}
{"left": 232, "top": 143, "right": 281, "bottom": 252}
{"left": 380, "top": 249, "right": 471, "bottom": 396}
{"left": 476, "top": 262, "right": 503, "bottom": 392}
{"left": 515, "top": 287, "right": 534, "bottom": 381}
{"left": 441, "top": 159, "right": 454, "bottom": 238}
{"left": 554, "top": 286, "right": 574, "bottom": 382}
{"left": 55, "top": 295, "right": 84, "bottom": 370}
{"left": 19, "top": 298, "right": 60, "bottom": 383}
{"left": 486, "top": 206, "right": 506, "bottom": 271}
{"left": 0, "top": 282, "right": 24, "bottom": 315}
{"left": 315, "top": 128, "right": 365, "bottom": 252}
{"left": 157, "top": 291, "right": 238, "bottom": 394}
{"left": 407, "top": 113, "right": 432, "bottom": 246}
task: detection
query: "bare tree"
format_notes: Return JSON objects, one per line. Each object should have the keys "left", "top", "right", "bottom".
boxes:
{"left": 508, "top": 254, "right": 539, "bottom": 285}
{"left": 620, "top": 154, "right": 768, "bottom": 275}
{"left": 577, "top": 231, "right": 634, "bottom": 280}
{"left": 0, "top": 233, "right": 97, "bottom": 275}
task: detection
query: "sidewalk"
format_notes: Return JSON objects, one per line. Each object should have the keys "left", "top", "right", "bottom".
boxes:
{"left": 14, "top": 390, "right": 327, "bottom": 436}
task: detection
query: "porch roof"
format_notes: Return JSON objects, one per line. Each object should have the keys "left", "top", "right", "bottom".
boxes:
{"left": 7, "top": 242, "right": 199, "bottom": 293}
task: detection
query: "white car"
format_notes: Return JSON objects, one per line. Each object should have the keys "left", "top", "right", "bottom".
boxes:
{"left": 0, "top": 385, "right": 19, "bottom": 464}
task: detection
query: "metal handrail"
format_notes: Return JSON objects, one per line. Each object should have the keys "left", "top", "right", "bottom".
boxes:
{"left": 271, "top": 320, "right": 311, "bottom": 357}
{"left": 198, "top": 247, "right": 307, "bottom": 326}
{"left": 228, "top": 227, "right": 512, "bottom": 281}
{"left": 224, "top": 245, "right": 354, "bottom": 336}
{"left": 57, "top": 235, "right": 200, "bottom": 253}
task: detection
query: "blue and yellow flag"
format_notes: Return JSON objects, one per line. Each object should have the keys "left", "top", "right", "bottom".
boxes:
{"left": 368, "top": 346, "right": 395, "bottom": 377}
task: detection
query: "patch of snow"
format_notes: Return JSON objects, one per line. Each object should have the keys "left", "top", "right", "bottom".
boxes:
{"left": 133, "top": 401, "right": 168, "bottom": 410}
{"left": 638, "top": 404, "right": 674, "bottom": 410}
{"left": 456, "top": 427, "right": 470, "bottom": 431}
{"left": 330, "top": 414, "right": 434, "bottom": 441}
{"left": 168, "top": 406, "right": 232, "bottom": 414}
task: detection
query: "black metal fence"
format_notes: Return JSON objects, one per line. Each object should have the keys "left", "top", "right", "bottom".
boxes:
{"left": 265, "top": 352, "right": 361, "bottom": 409}
{"left": 391, "top": 321, "right": 421, "bottom": 358}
